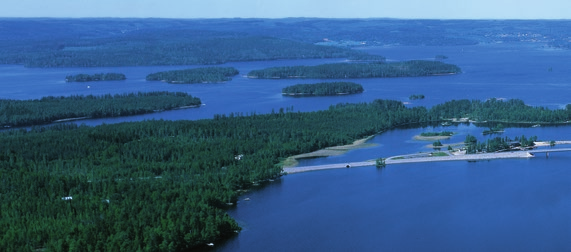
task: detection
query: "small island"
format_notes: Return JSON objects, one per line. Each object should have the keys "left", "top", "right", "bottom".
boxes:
{"left": 414, "top": 131, "right": 454, "bottom": 140}
{"left": 482, "top": 124, "right": 505, "bottom": 135}
{"left": 146, "top": 67, "right": 239, "bottom": 84}
{"left": 409, "top": 94, "right": 425, "bottom": 100}
{"left": 247, "top": 60, "right": 461, "bottom": 79}
{"left": 282, "top": 82, "right": 364, "bottom": 96}
{"left": 65, "top": 73, "right": 126, "bottom": 82}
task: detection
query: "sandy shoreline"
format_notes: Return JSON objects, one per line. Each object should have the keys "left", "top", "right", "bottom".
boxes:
{"left": 413, "top": 135, "right": 452, "bottom": 141}
{"left": 281, "top": 135, "right": 376, "bottom": 167}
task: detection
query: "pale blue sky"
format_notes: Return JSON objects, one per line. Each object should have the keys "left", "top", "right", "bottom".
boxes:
{"left": 1, "top": 0, "right": 570, "bottom": 19}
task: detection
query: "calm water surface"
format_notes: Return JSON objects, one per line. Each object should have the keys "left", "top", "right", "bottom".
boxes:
{"left": 2, "top": 43, "right": 571, "bottom": 251}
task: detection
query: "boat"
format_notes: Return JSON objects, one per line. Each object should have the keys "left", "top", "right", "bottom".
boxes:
{"left": 441, "top": 122, "right": 452, "bottom": 126}
{"left": 207, "top": 243, "right": 214, "bottom": 247}
{"left": 532, "top": 124, "right": 541, "bottom": 128}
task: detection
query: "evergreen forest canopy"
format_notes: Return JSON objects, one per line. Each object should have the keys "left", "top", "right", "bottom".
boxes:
{"left": 65, "top": 73, "right": 126, "bottom": 82}
{"left": 2, "top": 19, "right": 571, "bottom": 68}
{"left": 145, "top": 67, "right": 239, "bottom": 84}
{"left": 432, "top": 98, "right": 571, "bottom": 123}
{"left": 464, "top": 134, "right": 537, "bottom": 154}
{"left": 1, "top": 97, "right": 571, "bottom": 251}
{"left": 0, "top": 92, "right": 201, "bottom": 127}
{"left": 282, "top": 82, "right": 364, "bottom": 96}
{"left": 248, "top": 61, "right": 461, "bottom": 79}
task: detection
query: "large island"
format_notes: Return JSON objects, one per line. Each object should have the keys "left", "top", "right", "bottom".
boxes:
{"left": 248, "top": 60, "right": 461, "bottom": 79}
{"left": 146, "top": 67, "right": 239, "bottom": 84}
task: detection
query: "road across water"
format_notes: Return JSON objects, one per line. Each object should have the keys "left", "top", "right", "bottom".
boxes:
{"left": 284, "top": 148, "right": 571, "bottom": 174}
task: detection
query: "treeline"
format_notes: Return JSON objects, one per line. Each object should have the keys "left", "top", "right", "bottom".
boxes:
{"left": 282, "top": 82, "right": 364, "bottom": 96}
{"left": 2, "top": 98, "right": 571, "bottom": 251}
{"left": 65, "top": 73, "right": 126, "bottom": 82}
{"left": 464, "top": 134, "right": 537, "bottom": 154}
{"left": 430, "top": 98, "right": 571, "bottom": 123}
{"left": 0, "top": 92, "right": 201, "bottom": 127}
{"left": 146, "top": 67, "right": 239, "bottom": 84}
{"left": 247, "top": 60, "right": 461, "bottom": 79}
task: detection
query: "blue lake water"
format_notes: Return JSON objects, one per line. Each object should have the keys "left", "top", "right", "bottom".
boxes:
{"left": 2, "top": 43, "right": 571, "bottom": 251}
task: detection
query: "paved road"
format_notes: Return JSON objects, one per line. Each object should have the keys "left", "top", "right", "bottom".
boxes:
{"left": 284, "top": 148, "right": 571, "bottom": 174}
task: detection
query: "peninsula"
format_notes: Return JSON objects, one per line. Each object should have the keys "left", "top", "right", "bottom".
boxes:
{"left": 0, "top": 91, "right": 201, "bottom": 127}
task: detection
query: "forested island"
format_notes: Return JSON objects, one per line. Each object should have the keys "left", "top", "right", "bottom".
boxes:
{"left": 146, "top": 67, "right": 239, "bottom": 84}
{"left": 65, "top": 73, "right": 126, "bottom": 82}
{"left": 482, "top": 124, "right": 505, "bottom": 135}
{"left": 0, "top": 92, "right": 201, "bottom": 127}
{"left": 409, "top": 94, "right": 425, "bottom": 100}
{"left": 247, "top": 60, "right": 461, "bottom": 79}
{"left": 2, "top": 97, "right": 571, "bottom": 251}
{"left": 282, "top": 82, "right": 364, "bottom": 96}
{"left": 421, "top": 131, "right": 454, "bottom": 137}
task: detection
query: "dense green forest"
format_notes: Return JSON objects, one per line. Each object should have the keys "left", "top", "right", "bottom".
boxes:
{"left": 0, "top": 92, "right": 201, "bottom": 127}
{"left": 431, "top": 98, "right": 571, "bottom": 123}
{"left": 282, "top": 82, "right": 364, "bottom": 96}
{"left": 65, "top": 73, "right": 126, "bottom": 82}
{"left": 146, "top": 67, "right": 239, "bottom": 84}
{"left": 248, "top": 61, "right": 461, "bottom": 79}
{"left": 2, "top": 97, "right": 571, "bottom": 251}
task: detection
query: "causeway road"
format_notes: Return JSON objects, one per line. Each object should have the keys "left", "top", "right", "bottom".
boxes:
{"left": 284, "top": 150, "right": 565, "bottom": 174}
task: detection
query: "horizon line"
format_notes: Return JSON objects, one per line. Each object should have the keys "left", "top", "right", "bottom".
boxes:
{"left": 1, "top": 16, "right": 571, "bottom": 21}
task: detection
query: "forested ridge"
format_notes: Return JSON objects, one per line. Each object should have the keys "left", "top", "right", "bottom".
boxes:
{"left": 65, "top": 73, "right": 126, "bottom": 82}
{"left": 0, "top": 33, "right": 377, "bottom": 68}
{"left": 282, "top": 82, "right": 364, "bottom": 96}
{"left": 146, "top": 67, "right": 239, "bottom": 84}
{"left": 2, "top": 98, "right": 571, "bottom": 251}
{"left": 4, "top": 19, "right": 571, "bottom": 68}
{"left": 248, "top": 60, "right": 461, "bottom": 79}
{"left": 0, "top": 92, "right": 201, "bottom": 127}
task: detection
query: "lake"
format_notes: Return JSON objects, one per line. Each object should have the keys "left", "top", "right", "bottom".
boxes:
{"left": 2, "top": 43, "right": 571, "bottom": 251}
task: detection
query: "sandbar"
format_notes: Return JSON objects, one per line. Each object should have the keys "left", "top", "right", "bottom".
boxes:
{"left": 281, "top": 135, "right": 376, "bottom": 167}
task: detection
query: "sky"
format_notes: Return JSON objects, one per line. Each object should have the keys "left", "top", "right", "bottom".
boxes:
{"left": 1, "top": 0, "right": 571, "bottom": 19}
